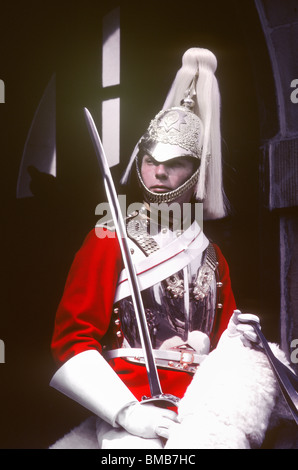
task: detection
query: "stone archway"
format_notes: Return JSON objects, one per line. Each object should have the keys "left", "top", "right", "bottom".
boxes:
{"left": 242, "top": 0, "right": 298, "bottom": 369}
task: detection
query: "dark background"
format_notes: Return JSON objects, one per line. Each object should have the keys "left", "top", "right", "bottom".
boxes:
{"left": 0, "top": 0, "right": 282, "bottom": 448}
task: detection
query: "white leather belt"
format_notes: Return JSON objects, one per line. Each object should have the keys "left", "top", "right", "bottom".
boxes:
{"left": 104, "top": 347, "right": 206, "bottom": 374}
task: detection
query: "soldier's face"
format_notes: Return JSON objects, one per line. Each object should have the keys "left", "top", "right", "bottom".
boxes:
{"left": 140, "top": 154, "right": 195, "bottom": 203}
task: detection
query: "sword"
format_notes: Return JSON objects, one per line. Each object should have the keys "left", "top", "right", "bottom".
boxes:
{"left": 247, "top": 320, "right": 298, "bottom": 426}
{"left": 84, "top": 107, "right": 180, "bottom": 407}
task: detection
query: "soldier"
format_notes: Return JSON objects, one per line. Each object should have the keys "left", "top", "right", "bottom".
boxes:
{"left": 49, "top": 48, "right": 273, "bottom": 449}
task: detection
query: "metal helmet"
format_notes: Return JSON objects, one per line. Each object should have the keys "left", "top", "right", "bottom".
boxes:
{"left": 133, "top": 72, "right": 204, "bottom": 203}
{"left": 121, "top": 48, "right": 226, "bottom": 218}
{"left": 139, "top": 106, "right": 203, "bottom": 163}
{"left": 135, "top": 104, "right": 203, "bottom": 203}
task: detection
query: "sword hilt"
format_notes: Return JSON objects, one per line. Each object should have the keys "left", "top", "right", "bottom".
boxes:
{"left": 141, "top": 393, "right": 180, "bottom": 408}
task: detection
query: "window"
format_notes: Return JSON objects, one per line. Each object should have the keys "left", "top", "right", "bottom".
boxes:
{"left": 101, "top": 7, "right": 120, "bottom": 167}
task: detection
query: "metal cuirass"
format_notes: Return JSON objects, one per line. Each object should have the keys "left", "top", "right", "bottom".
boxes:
{"left": 104, "top": 211, "right": 220, "bottom": 373}
{"left": 117, "top": 256, "right": 217, "bottom": 350}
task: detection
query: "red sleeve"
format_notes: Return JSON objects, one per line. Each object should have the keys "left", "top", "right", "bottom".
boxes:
{"left": 209, "top": 243, "right": 236, "bottom": 349}
{"left": 51, "top": 228, "right": 123, "bottom": 365}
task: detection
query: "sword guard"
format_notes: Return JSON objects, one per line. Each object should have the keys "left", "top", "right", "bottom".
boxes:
{"left": 141, "top": 393, "right": 180, "bottom": 408}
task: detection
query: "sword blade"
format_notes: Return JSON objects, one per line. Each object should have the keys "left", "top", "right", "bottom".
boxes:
{"left": 84, "top": 107, "right": 179, "bottom": 406}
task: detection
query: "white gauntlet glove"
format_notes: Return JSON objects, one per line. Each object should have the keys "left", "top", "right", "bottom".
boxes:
{"left": 116, "top": 402, "right": 178, "bottom": 439}
{"left": 218, "top": 309, "right": 261, "bottom": 349}
{"left": 50, "top": 350, "right": 138, "bottom": 426}
{"left": 50, "top": 350, "right": 179, "bottom": 443}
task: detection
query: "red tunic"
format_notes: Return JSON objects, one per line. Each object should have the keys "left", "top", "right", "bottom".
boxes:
{"left": 51, "top": 228, "right": 236, "bottom": 401}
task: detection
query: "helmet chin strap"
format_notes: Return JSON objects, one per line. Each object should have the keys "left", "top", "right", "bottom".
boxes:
{"left": 136, "top": 155, "right": 200, "bottom": 204}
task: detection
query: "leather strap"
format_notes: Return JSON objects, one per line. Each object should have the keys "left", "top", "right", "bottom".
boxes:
{"left": 248, "top": 321, "right": 298, "bottom": 426}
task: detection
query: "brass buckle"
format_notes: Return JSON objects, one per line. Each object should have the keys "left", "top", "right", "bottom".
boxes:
{"left": 180, "top": 350, "right": 195, "bottom": 370}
